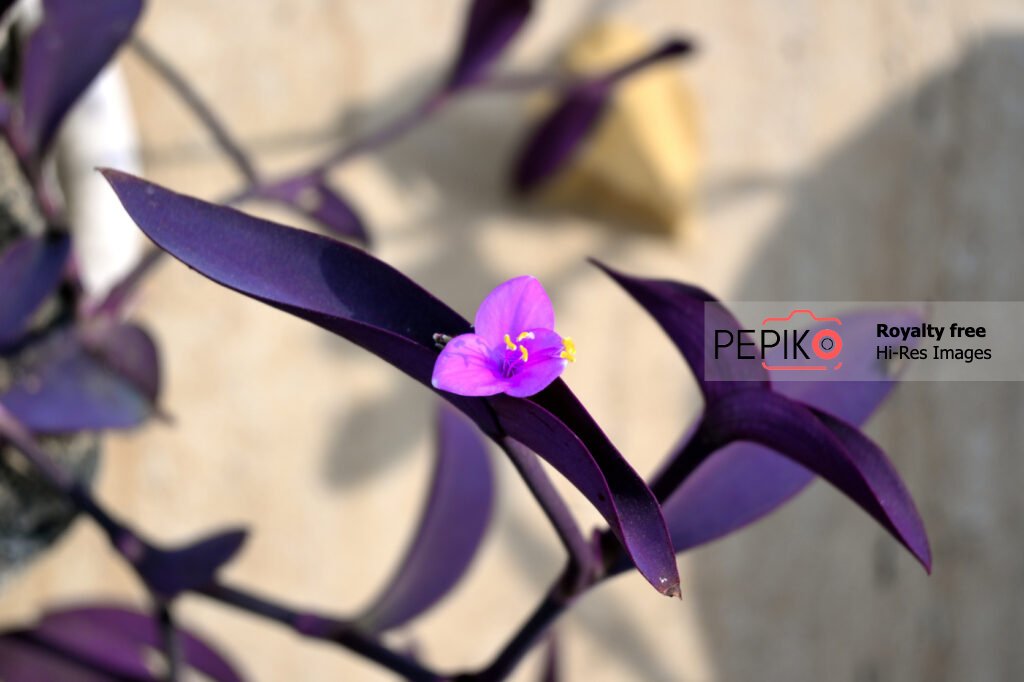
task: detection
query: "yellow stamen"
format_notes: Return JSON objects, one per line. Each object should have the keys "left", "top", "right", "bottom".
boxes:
{"left": 516, "top": 331, "right": 535, "bottom": 342}
{"left": 520, "top": 345, "right": 529, "bottom": 362}
{"left": 504, "top": 334, "right": 516, "bottom": 351}
{"left": 559, "top": 336, "right": 576, "bottom": 362}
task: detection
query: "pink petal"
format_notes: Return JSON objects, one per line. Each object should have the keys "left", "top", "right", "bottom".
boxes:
{"left": 474, "top": 276, "right": 555, "bottom": 347}
{"left": 431, "top": 334, "right": 509, "bottom": 396}
{"left": 505, "top": 329, "right": 569, "bottom": 398}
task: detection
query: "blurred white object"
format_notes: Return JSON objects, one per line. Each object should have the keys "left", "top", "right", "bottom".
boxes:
{"left": 59, "top": 63, "right": 144, "bottom": 297}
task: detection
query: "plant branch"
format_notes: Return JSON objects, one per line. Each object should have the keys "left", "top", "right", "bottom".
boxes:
{"left": 130, "top": 37, "right": 260, "bottom": 185}
{"left": 0, "top": 407, "right": 439, "bottom": 681}
{"left": 155, "top": 600, "right": 181, "bottom": 682}
{"left": 198, "top": 583, "right": 440, "bottom": 682}
{"left": 649, "top": 414, "right": 719, "bottom": 503}
{"left": 500, "top": 438, "right": 595, "bottom": 585}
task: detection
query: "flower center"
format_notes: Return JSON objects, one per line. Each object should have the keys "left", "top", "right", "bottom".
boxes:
{"left": 498, "top": 331, "right": 575, "bottom": 378}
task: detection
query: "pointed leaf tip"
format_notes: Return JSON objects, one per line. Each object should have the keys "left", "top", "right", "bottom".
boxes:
{"left": 656, "top": 308, "right": 930, "bottom": 564}
{"left": 696, "top": 392, "right": 931, "bottom": 572}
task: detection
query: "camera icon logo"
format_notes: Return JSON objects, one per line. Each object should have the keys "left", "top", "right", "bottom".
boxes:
{"left": 760, "top": 309, "right": 843, "bottom": 372}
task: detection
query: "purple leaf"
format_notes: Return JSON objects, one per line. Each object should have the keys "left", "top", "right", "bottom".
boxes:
{"left": 257, "top": 175, "right": 368, "bottom": 244}
{"left": 592, "top": 260, "right": 768, "bottom": 400}
{"left": 0, "top": 604, "right": 244, "bottom": 681}
{"left": 82, "top": 321, "right": 162, "bottom": 405}
{"left": 659, "top": 309, "right": 924, "bottom": 556}
{"left": 512, "top": 39, "right": 694, "bottom": 192}
{"left": 0, "top": 323, "right": 160, "bottom": 433}
{"left": 13, "top": 0, "right": 144, "bottom": 158}
{"left": 131, "top": 528, "right": 248, "bottom": 599}
{"left": 102, "top": 170, "right": 680, "bottom": 596}
{"left": 0, "top": 234, "right": 70, "bottom": 347}
{"left": 686, "top": 390, "right": 930, "bottom": 570}
{"left": 358, "top": 405, "right": 494, "bottom": 632}
{"left": 447, "top": 0, "right": 533, "bottom": 90}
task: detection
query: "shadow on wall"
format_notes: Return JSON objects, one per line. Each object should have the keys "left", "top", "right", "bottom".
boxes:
{"left": 690, "top": 33, "right": 1024, "bottom": 682}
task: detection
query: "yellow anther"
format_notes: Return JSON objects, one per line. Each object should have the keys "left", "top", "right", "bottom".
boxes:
{"left": 519, "top": 345, "right": 529, "bottom": 362}
{"left": 504, "top": 334, "right": 517, "bottom": 351}
{"left": 559, "top": 337, "right": 576, "bottom": 363}
{"left": 516, "top": 331, "right": 535, "bottom": 342}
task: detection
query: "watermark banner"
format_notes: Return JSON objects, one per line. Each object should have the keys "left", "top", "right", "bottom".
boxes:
{"left": 704, "top": 302, "right": 1024, "bottom": 382}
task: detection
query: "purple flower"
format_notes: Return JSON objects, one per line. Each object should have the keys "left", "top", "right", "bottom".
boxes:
{"left": 431, "top": 276, "right": 575, "bottom": 397}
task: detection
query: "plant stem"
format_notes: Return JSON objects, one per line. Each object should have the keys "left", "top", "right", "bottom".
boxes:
{"left": 0, "top": 408, "right": 440, "bottom": 681}
{"left": 156, "top": 601, "right": 181, "bottom": 682}
{"left": 455, "top": 571, "right": 572, "bottom": 682}
{"left": 500, "top": 438, "right": 595, "bottom": 585}
{"left": 130, "top": 37, "right": 260, "bottom": 185}
{"left": 649, "top": 414, "right": 719, "bottom": 503}
{"left": 199, "top": 583, "right": 441, "bottom": 682}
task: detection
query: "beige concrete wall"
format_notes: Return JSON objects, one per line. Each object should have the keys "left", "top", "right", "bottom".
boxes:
{"left": 2, "top": 1, "right": 1023, "bottom": 680}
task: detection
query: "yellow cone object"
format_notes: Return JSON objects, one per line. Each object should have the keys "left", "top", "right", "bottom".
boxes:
{"left": 538, "top": 22, "right": 700, "bottom": 233}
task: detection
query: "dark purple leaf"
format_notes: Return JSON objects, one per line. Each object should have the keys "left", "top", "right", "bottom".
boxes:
{"left": 102, "top": 170, "right": 680, "bottom": 596}
{"left": 686, "top": 390, "right": 930, "bottom": 570}
{"left": 358, "top": 405, "right": 494, "bottom": 632}
{"left": 0, "top": 234, "right": 70, "bottom": 346}
{"left": 512, "top": 39, "right": 694, "bottom": 192}
{"left": 447, "top": 0, "right": 533, "bottom": 90}
{"left": 659, "top": 309, "right": 924, "bottom": 556}
{"left": 592, "top": 259, "right": 768, "bottom": 400}
{"left": 0, "top": 323, "right": 160, "bottom": 433}
{"left": 14, "top": 0, "right": 143, "bottom": 158}
{"left": 257, "top": 175, "right": 368, "bottom": 244}
{"left": 82, "top": 321, "right": 161, "bottom": 405}
{"left": 132, "top": 528, "right": 248, "bottom": 599}
{"left": 0, "top": 604, "right": 244, "bottom": 682}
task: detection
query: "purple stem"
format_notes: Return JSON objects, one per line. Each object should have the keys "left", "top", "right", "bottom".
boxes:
{"left": 156, "top": 601, "right": 181, "bottom": 682}
{"left": 500, "top": 439, "right": 595, "bottom": 585}
{"left": 456, "top": 581, "right": 569, "bottom": 682}
{"left": 649, "top": 416, "right": 719, "bottom": 503}
{"left": 199, "top": 583, "right": 440, "bottom": 682}
{"left": 0, "top": 406, "right": 441, "bottom": 681}
{"left": 129, "top": 38, "right": 260, "bottom": 185}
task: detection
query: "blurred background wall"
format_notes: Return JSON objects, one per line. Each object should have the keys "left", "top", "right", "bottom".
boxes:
{"left": 2, "top": 1, "right": 1023, "bottom": 680}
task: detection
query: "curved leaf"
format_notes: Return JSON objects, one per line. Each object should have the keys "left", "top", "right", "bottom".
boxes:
{"left": 0, "top": 323, "right": 160, "bottom": 433}
{"left": 358, "top": 405, "right": 494, "bottom": 632}
{"left": 690, "top": 391, "right": 930, "bottom": 570}
{"left": 0, "top": 604, "right": 244, "bottom": 682}
{"left": 512, "top": 39, "right": 694, "bottom": 192}
{"left": 447, "top": 0, "right": 533, "bottom": 90}
{"left": 102, "top": 170, "right": 679, "bottom": 595}
{"left": 659, "top": 309, "right": 923, "bottom": 556}
{"left": 0, "top": 234, "right": 70, "bottom": 346}
{"left": 14, "top": 0, "right": 144, "bottom": 158}
{"left": 132, "top": 528, "right": 249, "bottom": 599}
